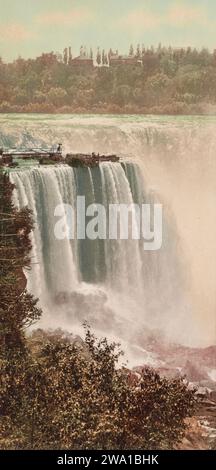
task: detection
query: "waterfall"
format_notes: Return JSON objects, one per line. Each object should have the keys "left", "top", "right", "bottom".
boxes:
{"left": 11, "top": 167, "right": 79, "bottom": 300}
{"left": 10, "top": 163, "right": 144, "bottom": 297}
{"left": 3, "top": 113, "right": 215, "bottom": 349}
{"left": 9, "top": 161, "right": 193, "bottom": 349}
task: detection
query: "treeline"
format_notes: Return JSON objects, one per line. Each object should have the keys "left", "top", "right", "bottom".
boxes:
{"left": 0, "top": 45, "right": 216, "bottom": 114}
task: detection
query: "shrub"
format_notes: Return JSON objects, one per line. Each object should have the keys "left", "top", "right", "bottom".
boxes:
{"left": 1, "top": 327, "right": 195, "bottom": 450}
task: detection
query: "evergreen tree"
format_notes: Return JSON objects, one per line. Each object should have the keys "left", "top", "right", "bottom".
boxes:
{"left": 63, "top": 48, "right": 68, "bottom": 65}
{"left": 104, "top": 53, "right": 108, "bottom": 65}
{"left": 80, "top": 45, "right": 84, "bottom": 57}
{"left": 129, "top": 44, "right": 134, "bottom": 56}
{"left": 136, "top": 44, "right": 141, "bottom": 58}
{"left": 102, "top": 49, "right": 108, "bottom": 65}
{"left": 96, "top": 47, "right": 101, "bottom": 66}
{"left": 68, "top": 47, "right": 72, "bottom": 65}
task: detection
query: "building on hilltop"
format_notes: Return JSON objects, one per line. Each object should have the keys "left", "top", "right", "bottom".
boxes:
{"left": 109, "top": 53, "right": 142, "bottom": 67}
{"left": 70, "top": 56, "right": 94, "bottom": 67}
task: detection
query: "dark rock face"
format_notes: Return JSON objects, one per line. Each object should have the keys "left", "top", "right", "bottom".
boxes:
{"left": 39, "top": 154, "right": 64, "bottom": 164}
{"left": 66, "top": 153, "right": 119, "bottom": 167}
{"left": 15, "top": 267, "right": 27, "bottom": 294}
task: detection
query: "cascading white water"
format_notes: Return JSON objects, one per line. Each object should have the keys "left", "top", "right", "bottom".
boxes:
{"left": 2, "top": 114, "right": 215, "bottom": 349}
{"left": 11, "top": 167, "right": 79, "bottom": 299}
{"left": 10, "top": 163, "right": 144, "bottom": 297}
{"left": 9, "top": 161, "right": 193, "bottom": 350}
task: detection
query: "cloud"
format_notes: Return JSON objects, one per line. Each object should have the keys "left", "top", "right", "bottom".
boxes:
{"left": 167, "top": 3, "right": 208, "bottom": 26}
{"left": 115, "top": 2, "right": 209, "bottom": 31}
{"left": 116, "top": 9, "right": 161, "bottom": 30}
{"left": 37, "top": 7, "right": 93, "bottom": 27}
{"left": 0, "top": 23, "right": 34, "bottom": 41}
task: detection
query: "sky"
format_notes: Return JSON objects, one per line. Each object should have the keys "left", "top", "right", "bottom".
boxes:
{"left": 0, "top": 0, "right": 216, "bottom": 61}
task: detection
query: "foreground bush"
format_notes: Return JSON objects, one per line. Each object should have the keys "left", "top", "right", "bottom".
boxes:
{"left": 1, "top": 327, "right": 196, "bottom": 450}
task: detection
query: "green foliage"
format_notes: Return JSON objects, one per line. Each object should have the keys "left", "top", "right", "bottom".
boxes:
{"left": 0, "top": 46, "right": 216, "bottom": 113}
{"left": 0, "top": 173, "right": 41, "bottom": 355}
{"left": 1, "top": 326, "right": 196, "bottom": 450}
{"left": 47, "top": 87, "right": 68, "bottom": 107}
{"left": 0, "top": 172, "right": 42, "bottom": 442}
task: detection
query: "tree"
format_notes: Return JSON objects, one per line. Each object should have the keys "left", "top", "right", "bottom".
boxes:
{"left": 136, "top": 44, "right": 141, "bottom": 58}
{"left": 0, "top": 173, "right": 42, "bottom": 449}
{"left": 68, "top": 47, "right": 72, "bottom": 65}
{"left": 102, "top": 50, "right": 108, "bottom": 66}
{"left": 13, "top": 89, "right": 29, "bottom": 105}
{"left": 113, "top": 84, "right": 131, "bottom": 106}
{"left": 23, "top": 72, "right": 40, "bottom": 99}
{"left": 157, "top": 43, "right": 162, "bottom": 54}
{"left": 199, "top": 48, "right": 211, "bottom": 67}
{"left": 80, "top": 45, "right": 84, "bottom": 57}
{"left": 129, "top": 44, "right": 134, "bottom": 57}
{"left": 96, "top": 47, "right": 101, "bottom": 66}
{"left": 160, "top": 56, "right": 178, "bottom": 77}
{"left": 63, "top": 48, "right": 68, "bottom": 65}
{"left": 145, "top": 73, "right": 170, "bottom": 105}
{"left": 0, "top": 326, "right": 195, "bottom": 450}
{"left": 35, "top": 52, "right": 58, "bottom": 69}
{"left": 108, "top": 48, "right": 114, "bottom": 59}
{"left": 47, "top": 87, "right": 68, "bottom": 107}
{"left": 0, "top": 173, "right": 41, "bottom": 357}
{"left": 0, "top": 44, "right": 215, "bottom": 113}
{"left": 34, "top": 90, "right": 47, "bottom": 104}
